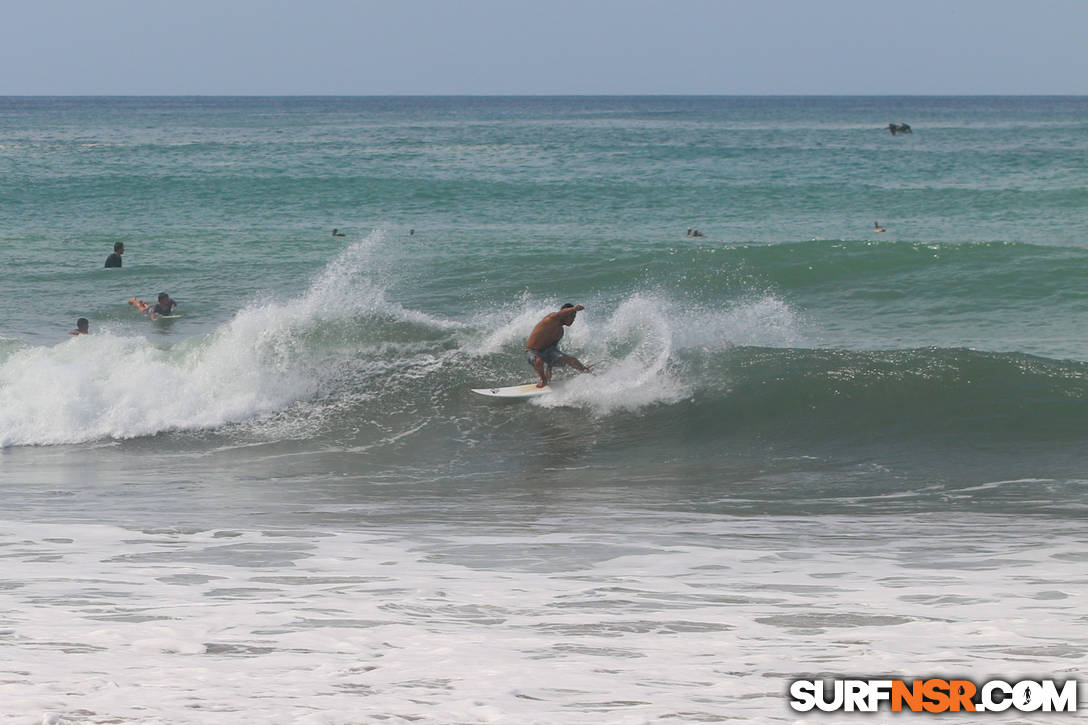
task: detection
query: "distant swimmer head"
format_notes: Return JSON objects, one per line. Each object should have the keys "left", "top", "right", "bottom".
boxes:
{"left": 158, "top": 292, "right": 169, "bottom": 301}
{"left": 70, "top": 317, "right": 89, "bottom": 335}
{"left": 114, "top": 242, "right": 124, "bottom": 253}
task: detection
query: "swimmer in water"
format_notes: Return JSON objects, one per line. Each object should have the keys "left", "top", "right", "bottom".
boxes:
{"left": 129, "top": 295, "right": 176, "bottom": 320}
{"left": 874, "top": 221, "right": 886, "bottom": 232}
{"left": 69, "top": 318, "right": 89, "bottom": 335}
{"left": 152, "top": 293, "right": 177, "bottom": 317}
{"left": 105, "top": 242, "right": 124, "bottom": 268}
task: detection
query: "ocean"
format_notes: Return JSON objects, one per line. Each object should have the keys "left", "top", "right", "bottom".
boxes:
{"left": 0, "top": 96, "right": 1086, "bottom": 723}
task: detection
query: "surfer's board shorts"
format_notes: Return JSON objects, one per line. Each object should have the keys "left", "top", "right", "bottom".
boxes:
{"left": 526, "top": 345, "right": 566, "bottom": 367}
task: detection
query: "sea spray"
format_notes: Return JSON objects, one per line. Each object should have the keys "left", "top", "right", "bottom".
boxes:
{"left": 0, "top": 231, "right": 454, "bottom": 447}
{"left": 467, "top": 292, "right": 803, "bottom": 414}
{"left": 0, "top": 326, "right": 318, "bottom": 447}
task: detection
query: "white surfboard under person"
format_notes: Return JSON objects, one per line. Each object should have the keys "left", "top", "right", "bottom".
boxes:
{"left": 524, "top": 303, "right": 592, "bottom": 388}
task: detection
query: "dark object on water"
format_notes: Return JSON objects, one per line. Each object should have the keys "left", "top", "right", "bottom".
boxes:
{"left": 887, "top": 123, "right": 912, "bottom": 135}
{"left": 105, "top": 241, "right": 124, "bottom": 268}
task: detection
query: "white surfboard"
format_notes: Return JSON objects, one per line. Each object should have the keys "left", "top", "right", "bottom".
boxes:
{"left": 471, "top": 381, "right": 558, "bottom": 399}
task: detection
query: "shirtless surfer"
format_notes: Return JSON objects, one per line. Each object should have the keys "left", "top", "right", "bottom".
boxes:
{"left": 525, "top": 303, "right": 592, "bottom": 387}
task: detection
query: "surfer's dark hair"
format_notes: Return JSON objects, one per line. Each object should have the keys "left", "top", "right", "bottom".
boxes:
{"left": 560, "top": 303, "right": 575, "bottom": 309}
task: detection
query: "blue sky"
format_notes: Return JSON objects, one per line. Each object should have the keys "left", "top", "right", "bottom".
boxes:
{"left": 2, "top": 0, "right": 1085, "bottom": 95}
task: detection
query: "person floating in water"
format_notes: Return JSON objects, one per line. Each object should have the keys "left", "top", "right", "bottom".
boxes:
{"left": 874, "top": 221, "right": 886, "bottom": 232}
{"left": 129, "top": 293, "right": 177, "bottom": 320}
{"left": 524, "top": 303, "right": 592, "bottom": 388}
{"left": 332, "top": 228, "right": 346, "bottom": 237}
{"left": 686, "top": 228, "right": 704, "bottom": 237}
{"left": 105, "top": 242, "right": 124, "bottom": 268}
{"left": 69, "top": 318, "right": 89, "bottom": 335}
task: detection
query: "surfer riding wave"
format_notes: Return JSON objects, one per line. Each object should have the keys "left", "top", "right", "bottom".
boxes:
{"left": 525, "top": 303, "right": 592, "bottom": 387}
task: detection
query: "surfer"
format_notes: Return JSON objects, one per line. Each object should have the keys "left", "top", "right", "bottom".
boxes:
{"left": 332, "top": 228, "right": 346, "bottom": 237}
{"left": 69, "top": 318, "right": 89, "bottom": 335}
{"left": 129, "top": 293, "right": 176, "bottom": 319}
{"left": 105, "top": 242, "right": 124, "bottom": 268}
{"left": 152, "top": 293, "right": 177, "bottom": 317}
{"left": 525, "top": 303, "right": 592, "bottom": 387}
{"left": 874, "top": 221, "right": 886, "bottom": 232}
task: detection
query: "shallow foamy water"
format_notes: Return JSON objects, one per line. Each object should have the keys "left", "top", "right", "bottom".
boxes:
{"left": 1, "top": 512, "right": 1083, "bottom": 724}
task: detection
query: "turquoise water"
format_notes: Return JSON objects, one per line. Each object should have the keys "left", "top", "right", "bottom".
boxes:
{"left": 1, "top": 97, "right": 1086, "bottom": 722}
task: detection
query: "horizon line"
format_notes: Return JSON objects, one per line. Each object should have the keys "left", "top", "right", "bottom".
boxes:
{"left": 1, "top": 92, "right": 1086, "bottom": 98}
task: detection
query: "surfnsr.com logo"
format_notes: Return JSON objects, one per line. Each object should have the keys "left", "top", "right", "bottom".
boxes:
{"left": 789, "top": 678, "right": 1078, "bottom": 713}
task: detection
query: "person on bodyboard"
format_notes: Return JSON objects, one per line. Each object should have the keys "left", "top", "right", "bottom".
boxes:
{"left": 129, "top": 292, "right": 177, "bottom": 320}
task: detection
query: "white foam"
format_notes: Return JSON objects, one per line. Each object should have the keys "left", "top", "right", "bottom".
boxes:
{"left": 471, "top": 292, "right": 803, "bottom": 414}
{"left": 0, "top": 317, "right": 324, "bottom": 447}
{"left": 1, "top": 236, "right": 808, "bottom": 444}
{"left": 0, "top": 513, "right": 1082, "bottom": 724}
{"left": 669, "top": 293, "right": 805, "bottom": 351}
{"left": 535, "top": 294, "right": 688, "bottom": 412}
{"left": 0, "top": 232, "right": 447, "bottom": 447}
